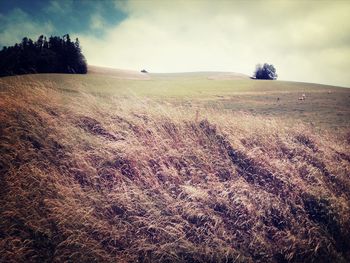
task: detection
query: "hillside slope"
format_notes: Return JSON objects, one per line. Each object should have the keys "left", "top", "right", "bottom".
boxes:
{"left": 0, "top": 73, "right": 350, "bottom": 262}
{"left": 88, "top": 66, "right": 151, "bottom": 80}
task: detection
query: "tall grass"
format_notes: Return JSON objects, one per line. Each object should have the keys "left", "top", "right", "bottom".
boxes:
{"left": 0, "top": 79, "right": 349, "bottom": 262}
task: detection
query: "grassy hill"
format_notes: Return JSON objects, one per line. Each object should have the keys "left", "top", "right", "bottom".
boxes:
{"left": 0, "top": 68, "right": 349, "bottom": 262}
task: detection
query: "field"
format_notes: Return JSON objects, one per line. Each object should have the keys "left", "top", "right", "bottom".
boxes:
{"left": 6, "top": 69, "right": 349, "bottom": 129}
{"left": 0, "top": 68, "right": 350, "bottom": 262}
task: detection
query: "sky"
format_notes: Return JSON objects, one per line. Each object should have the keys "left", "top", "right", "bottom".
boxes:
{"left": 0, "top": 0, "right": 350, "bottom": 87}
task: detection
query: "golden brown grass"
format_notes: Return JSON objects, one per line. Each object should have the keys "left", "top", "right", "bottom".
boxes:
{"left": 0, "top": 77, "right": 349, "bottom": 262}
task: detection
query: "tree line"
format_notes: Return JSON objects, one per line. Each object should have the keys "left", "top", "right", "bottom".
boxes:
{"left": 0, "top": 34, "right": 278, "bottom": 80}
{"left": 0, "top": 34, "right": 87, "bottom": 77}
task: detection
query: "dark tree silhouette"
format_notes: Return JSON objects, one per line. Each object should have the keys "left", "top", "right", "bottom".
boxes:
{"left": 0, "top": 34, "right": 87, "bottom": 77}
{"left": 253, "top": 63, "right": 277, "bottom": 80}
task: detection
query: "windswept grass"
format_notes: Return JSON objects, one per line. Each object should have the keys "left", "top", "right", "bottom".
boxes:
{"left": 0, "top": 75, "right": 349, "bottom": 262}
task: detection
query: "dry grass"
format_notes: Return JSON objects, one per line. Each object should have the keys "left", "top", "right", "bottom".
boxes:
{"left": 0, "top": 77, "right": 349, "bottom": 263}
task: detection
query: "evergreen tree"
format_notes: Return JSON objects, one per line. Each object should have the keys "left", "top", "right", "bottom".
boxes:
{"left": 0, "top": 34, "right": 88, "bottom": 77}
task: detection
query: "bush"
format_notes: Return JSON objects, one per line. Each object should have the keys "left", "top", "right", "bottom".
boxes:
{"left": 253, "top": 63, "right": 277, "bottom": 80}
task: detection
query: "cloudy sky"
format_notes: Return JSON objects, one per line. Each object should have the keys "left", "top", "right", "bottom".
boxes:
{"left": 1, "top": 0, "right": 350, "bottom": 87}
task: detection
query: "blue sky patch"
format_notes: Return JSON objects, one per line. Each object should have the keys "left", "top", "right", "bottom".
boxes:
{"left": 0, "top": 0, "right": 127, "bottom": 46}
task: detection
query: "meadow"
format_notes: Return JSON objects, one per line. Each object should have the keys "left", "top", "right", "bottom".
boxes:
{"left": 8, "top": 69, "right": 349, "bottom": 129}
{"left": 0, "top": 68, "right": 349, "bottom": 262}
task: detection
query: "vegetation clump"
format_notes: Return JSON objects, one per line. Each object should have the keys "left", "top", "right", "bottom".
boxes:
{"left": 254, "top": 63, "right": 278, "bottom": 80}
{"left": 0, "top": 34, "right": 87, "bottom": 76}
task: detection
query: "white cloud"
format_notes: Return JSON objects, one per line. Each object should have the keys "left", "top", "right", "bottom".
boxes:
{"left": 77, "top": 0, "right": 350, "bottom": 87}
{"left": 0, "top": 8, "right": 54, "bottom": 47}
{"left": 90, "top": 14, "right": 106, "bottom": 30}
{"left": 0, "top": 0, "right": 342, "bottom": 87}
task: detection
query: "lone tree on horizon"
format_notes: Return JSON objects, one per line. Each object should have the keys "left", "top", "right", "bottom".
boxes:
{"left": 0, "top": 34, "right": 87, "bottom": 77}
{"left": 253, "top": 63, "right": 277, "bottom": 80}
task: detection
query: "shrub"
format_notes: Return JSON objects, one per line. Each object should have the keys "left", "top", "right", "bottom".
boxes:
{"left": 254, "top": 63, "right": 277, "bottom": 80}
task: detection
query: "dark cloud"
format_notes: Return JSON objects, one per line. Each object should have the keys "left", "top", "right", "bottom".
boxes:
{"left": 0, "top": 0, "right": 127, "bottom": 47}
{"left": 0, "top": 8, "right": 54, "bottom": 47}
